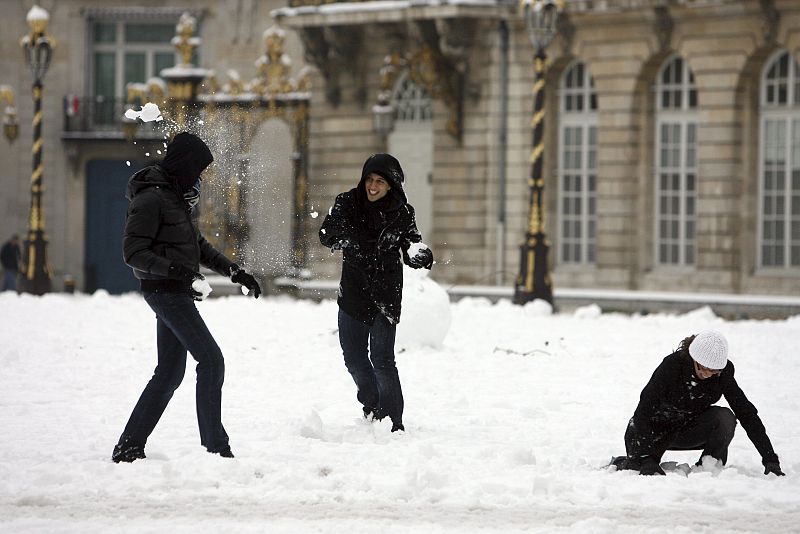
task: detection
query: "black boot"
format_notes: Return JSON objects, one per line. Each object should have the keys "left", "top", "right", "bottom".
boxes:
{"left": 209, "top": 446, "right": 234, "bottom": 458}
{"left": 391, "top": 422, "right": 404, "bottom": 432}
{"left": 112, "top": 436, "right": 146, "bottom": 463}
{"left": 363, "top": 406, "right": 385, "bottom": 422}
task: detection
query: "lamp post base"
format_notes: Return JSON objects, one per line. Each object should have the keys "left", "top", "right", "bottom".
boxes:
{"left": 513, "top": 233, "right": 552, "bottom": 305}
{"left": 18, "top": 231, "right": 51, "bottom": 295}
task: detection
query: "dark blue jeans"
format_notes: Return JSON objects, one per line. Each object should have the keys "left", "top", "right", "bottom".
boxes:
{"left": 120, "top": 291, "right": 229, "bottom": 452}
{"left": 338, "top": 309, "right": 403, "bottom": 425}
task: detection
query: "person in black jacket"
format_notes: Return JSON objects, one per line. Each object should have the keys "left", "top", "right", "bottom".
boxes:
{"left": 0, "top": 234, "right": 20, "bottom": 291}
{"left": 319, "top": 153, "right": 433, "bottom": 432}
{"left": 614, "top": 330, "right": 784, "bottom": 476}
{"left": 112, "top": 132, "right": 262, "bottom": 463}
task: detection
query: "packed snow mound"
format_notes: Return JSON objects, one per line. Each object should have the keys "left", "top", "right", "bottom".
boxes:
{"left": 397, "top": 266, "right": 451, "bottom": 349}
{"left": 574, "top": 303, "right": 602, "bottom": 319}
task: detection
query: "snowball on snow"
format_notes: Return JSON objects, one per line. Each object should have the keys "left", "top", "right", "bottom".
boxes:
{"left": 396, "top": 266, "right": 451, "bottom": 349}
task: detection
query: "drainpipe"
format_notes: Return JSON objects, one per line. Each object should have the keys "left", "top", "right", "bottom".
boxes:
{"left": 497, "top": 19, "right": 509, "bottom": 285}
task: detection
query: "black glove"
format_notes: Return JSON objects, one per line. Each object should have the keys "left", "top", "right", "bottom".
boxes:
{"left": 639, "top": 457, "right": 665, "bottom": 476}
{"left": 168, "top": 263, "right": 205, "bottom": 300}
{"left": 230, "top": 266, "right": 261, "bottom": 298}
{"left": 764, "top": 462, "right": 785, "bottom": 476}
{"left": 331, "top": 238, "right": 354, "bottom": 252}
{"left": 406, "top": 247, "right": 433, "bottom": 269}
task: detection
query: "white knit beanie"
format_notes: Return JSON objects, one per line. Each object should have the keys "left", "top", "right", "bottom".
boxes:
{"left": 689, "top": 331, "right": 728, "bottom": 370}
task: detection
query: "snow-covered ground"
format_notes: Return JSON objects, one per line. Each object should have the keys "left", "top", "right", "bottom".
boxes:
{"left": 1, "top": 287, "right": 798, "bottom": 533}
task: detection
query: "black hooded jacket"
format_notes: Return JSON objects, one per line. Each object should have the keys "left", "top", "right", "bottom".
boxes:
{"left": 627, "top": 350, "right": 779, "bottom": 465}
{"left": 319, "top": 154, "right": 433, "bottom": 325}
{"left": 122, "top": 134, "right": 234, "bottom": 290}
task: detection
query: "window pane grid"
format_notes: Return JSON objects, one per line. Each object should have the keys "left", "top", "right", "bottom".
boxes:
{"left": 760, "top": 111, "right": 800, "bottom": 268}
{"left": 656, "top": 118, "right": 697, "bottom": 266}
{"left": 559, "top": 121, "right": 597, "bottom": 265}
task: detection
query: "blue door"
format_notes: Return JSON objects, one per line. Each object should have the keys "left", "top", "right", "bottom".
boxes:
{"left": 85, "top": 159, "right": 143, "bottom": 294}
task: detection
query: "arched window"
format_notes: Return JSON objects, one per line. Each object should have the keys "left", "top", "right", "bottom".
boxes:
{"left": 759, "top": 50, "right": 800, "bottom": 269}
{"left": 393, "top": 74, "right": 432, "bottom": 123}
{"left": 655, "top": 55, "right": 698, "bottom": 266}
{"left": 558, "top": 61, "right": 597, "bottom": 265}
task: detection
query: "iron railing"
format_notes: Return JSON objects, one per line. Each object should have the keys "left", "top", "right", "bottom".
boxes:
{"left": 62, "top": 96, "right": 161, "bottom": 135}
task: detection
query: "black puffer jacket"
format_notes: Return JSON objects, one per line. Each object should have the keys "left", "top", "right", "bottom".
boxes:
{"left": 628, "top": 350, "right": 779, "bottom": 465}
{"left": 319, "top": 154, "right": 432, "bottom": 325}
{"left": 122, "top": 165, "right": 234, "bottom": 289}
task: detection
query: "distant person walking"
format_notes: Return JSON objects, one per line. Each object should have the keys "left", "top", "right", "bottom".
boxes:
{"left": 319, "top": 153, "right": 433, "bottom": 433}
{"left": 612, "top": 331, "right": 784, "bottom": 476}
{"left": 0, "top": 234, "right": 21, "bottom": 292}
{"left": 112, "top": 132, "right": 262, "bottom": 463}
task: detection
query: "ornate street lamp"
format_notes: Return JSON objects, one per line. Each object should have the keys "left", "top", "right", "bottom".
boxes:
{"left": 0, "top": 85, "right": 19, "bottom": 143}
{"left": 513, "top": 0, "right": 562, "bottom": 306}
{"left": 18, "top": 5, "right": 55, "bottom": 295}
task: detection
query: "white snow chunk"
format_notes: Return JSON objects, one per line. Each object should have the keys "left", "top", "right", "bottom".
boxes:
{"left": 299, "top": 410, "right": 324, "bottom": 439}
{"left": 125, "top": 161, "right": 131, "bottom": 167}
{"left": 310, "top": 211, "right": 319, "bottom": 219}
{"left": 124, "top": 102, "right": 163, "bottom": 123}
{"left": 523, "top": 298, "right": 553, "bottom": 316}
{"left": 240, "top": 285, "right": 250, "bottom": 296}
{"left": 573, "top": 303, "right": 602, "bottom": 319}
{"left": 191, "top": 278, "right": 213, "bottom": 300}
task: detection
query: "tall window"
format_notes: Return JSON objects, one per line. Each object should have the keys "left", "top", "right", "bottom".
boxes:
{"left": 655, "top": 55, "right": 698, "bottom": 266}
{"left": 760, "top": 50, "right": 800, "bottom": 269}
{"left": 91, "top": 20, "right": 178, "bottom": 123}
{"left": 558, "top": 61, "right": 597, "bottom": 265}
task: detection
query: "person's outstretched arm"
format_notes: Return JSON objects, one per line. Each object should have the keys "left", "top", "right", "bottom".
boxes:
{"left": 721, "top": 364, "right": 783, "bottom": 475}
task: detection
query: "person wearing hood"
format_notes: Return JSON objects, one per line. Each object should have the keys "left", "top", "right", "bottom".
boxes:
{"left": 112, "top": 132, "right": 261, "bottom": 463}
{"left": 612, "top": 331, "right": 784, "bottom": 476}
{"left": 319, "top": 153, "right": 433, "bottom": 433}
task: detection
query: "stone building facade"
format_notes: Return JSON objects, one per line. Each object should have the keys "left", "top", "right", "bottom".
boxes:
{"left": 288, "top": 0, "right": 800, "bottom": 297}
{"left": 0, "top": 0, "right": 798, "bottom": 298}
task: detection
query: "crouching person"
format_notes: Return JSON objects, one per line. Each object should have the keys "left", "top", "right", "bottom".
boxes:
{"left": 614, "top": 331, "right": 784, "bottom": 476}
{"left": 112, "top": 132, "right": 261, "bottom": 463}
{"left": 319, "top": 153, "right": 433, "bottom": 433}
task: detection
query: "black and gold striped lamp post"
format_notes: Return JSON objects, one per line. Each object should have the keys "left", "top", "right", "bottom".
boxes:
{"left": 513, "top": 0, "right": 561, "bottom": 306}
{"left": 18, "top": 5, "right": 55, "bottom": 295}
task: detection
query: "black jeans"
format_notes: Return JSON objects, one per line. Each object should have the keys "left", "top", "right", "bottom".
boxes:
{"left": 626, "top": 406, "right": 737, "bottom": 465}
{"left": 338, "top": 309, "right": 403, "bottom": 425}
{"left": 119, "top": 291, "right": 229, "bottom": 453}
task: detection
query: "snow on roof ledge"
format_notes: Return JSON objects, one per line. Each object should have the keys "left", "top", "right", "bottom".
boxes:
{"left": 273, "top": 0, "right": 507, "bottom": 20}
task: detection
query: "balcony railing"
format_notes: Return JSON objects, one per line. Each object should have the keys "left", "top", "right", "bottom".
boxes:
{"left": 62, "top": 96, "right": 161, "bottom": 137}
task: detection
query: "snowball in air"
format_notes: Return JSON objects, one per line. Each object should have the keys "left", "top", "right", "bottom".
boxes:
{"left": 241, "top": 285, "right": 250, "bottom": 296}
{"left": 311, "top": 211, "right": 319, "bottom": 219}
{"left": 124, "top": 102, "right": 163, "bottom": 123}
{"left": 126, "top": 161, "right": 131, "bottom": 166}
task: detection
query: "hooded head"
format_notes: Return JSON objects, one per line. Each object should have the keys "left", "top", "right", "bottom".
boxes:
{"left": 358, "top": 153, "right": 406, "bottom": 205}
{"left": 160, "top": 132, "right": 214, "bottom": 193}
